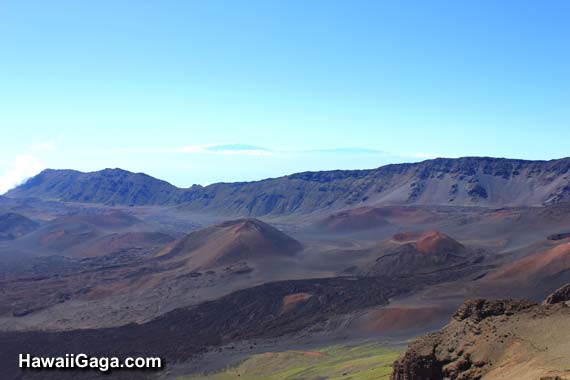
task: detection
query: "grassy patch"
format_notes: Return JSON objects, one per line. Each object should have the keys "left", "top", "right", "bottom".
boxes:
{"left": 181, "top": 342, "right": 401, "bottom": 380}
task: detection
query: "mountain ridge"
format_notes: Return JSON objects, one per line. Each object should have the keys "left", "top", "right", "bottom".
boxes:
{"left": 6, "top": 157, "right": 570, "bottom": 215}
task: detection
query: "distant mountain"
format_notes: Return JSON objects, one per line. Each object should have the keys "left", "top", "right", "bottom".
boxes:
{"left": 6, "top": 168, "right": 180, "bottom": 206}
{"left": 6, "top": 157, "right": 570, "bottom": 215}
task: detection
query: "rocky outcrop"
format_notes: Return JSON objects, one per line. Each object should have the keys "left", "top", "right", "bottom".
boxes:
{"left": 391, "top": 286, "right": 570, "bottom": 380}
{"left": 543, "top": 283, "right": 570, "bottom": 305}
{"left": 547, "top": 232, "right": 570, "bottom": 241}
{"left": 453, "top": 298, "right": 537, "bottom": 322}
{"left": 391, "top": 299, "right": 536, "bottom": 380}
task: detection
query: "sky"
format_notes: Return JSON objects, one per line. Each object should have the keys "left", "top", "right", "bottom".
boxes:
{"left": 0, "top": 0, "right": 568, "bottom": 192}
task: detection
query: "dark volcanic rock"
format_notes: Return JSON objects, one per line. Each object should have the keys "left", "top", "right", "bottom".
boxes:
{"left": 467, "top": 184, "right": 488, "bottom": 199}
{"left": 453, "top": 298, "right": 537, "bottom": 322}
{"left": 543, "top": 283, "right": 570, "bottom": 305}
{"left": 391, "top": 334, "right": 445, "bottom": 380}
{"left": 0, "top": 277, "right": 411, "bottom": 380}
{"left": 547, "top": 232, "right": 570, "bottom": 241}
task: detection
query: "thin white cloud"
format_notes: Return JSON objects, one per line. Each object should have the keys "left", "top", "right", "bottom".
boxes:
{"left": 178, "top": 144, "right": 278, "bottom": 157}
{"left": 113, "top": 144, "right": 277, "bottom": 156}
{"left": 30, "top": 135, "right": 63, "bottom": 153}
{"left": 0, "top": 154, "right": 45, "bottom": 194}
{"left": 0, "top": 137, "right": 62, "bottom": 194}
{"left": 205, "top": 144, "right": 270, "bottom": 152}
{"left": 115, "top": 144, "right": 388, "bottom": 157}
{"left": 295, "top": 147, "right": 388, "bottom": 156}
{"left": 112, "top": 143, "right": 444, "bottom": 162}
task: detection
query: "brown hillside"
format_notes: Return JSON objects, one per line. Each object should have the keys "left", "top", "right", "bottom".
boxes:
{"left": 360, "top": 231, "right": 473, "bottom": 278}
{"left": 486, "top": 242, "right": 570, "bottom": 286}
{"left": 316, "top": 206, "right": 391, "bottom": 232}
{"left": 415, "top": 230, "right": 465, "bottom": 254}
{"left": 156, "top": 219, "right": 303, "bottom": 270}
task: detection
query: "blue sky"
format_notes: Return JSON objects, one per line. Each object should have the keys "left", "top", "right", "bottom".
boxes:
{"left": 0, "top": 0, "right": 568, "bottom": 192}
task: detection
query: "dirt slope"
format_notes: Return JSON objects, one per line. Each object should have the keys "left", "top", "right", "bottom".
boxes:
{"left": 315, "top": 206, "right": 391, "bottom": 232}
{"left": 156, "top": 219, "right": 302, "bottom": 270}
{"left": 483, "top": 241, "right": 570, "bottom": 298}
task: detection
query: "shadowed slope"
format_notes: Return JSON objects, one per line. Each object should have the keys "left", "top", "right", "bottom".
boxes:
{"left": 0, "top": 277, "right": 408, "bottom": 380}
{"left": 0, "top": 213, "right": 38, "bottom": 240}
{"left": 5, "top": 168, "right": 179, "bottom": 206}
{"left": 17, "top": 210, "right": 146, "bottom": 257}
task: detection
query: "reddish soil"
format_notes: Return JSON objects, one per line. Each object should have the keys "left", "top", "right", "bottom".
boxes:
{"left": 316, "top": 206, "right": 391, "bottom": 232}
{"left": 415, "top": 231, "right": 465, "bottom": 255}
{"left": 487, "top": 242, "right": 570, "bottom": 283}
{"left": 352, "top": 305, "right": 449, "bottom": 335}
{"left": 281, "top": 292, "right": 314, "bottom": 313}
{"left": 156, "top": 219, "right": 302, "bottom": 270}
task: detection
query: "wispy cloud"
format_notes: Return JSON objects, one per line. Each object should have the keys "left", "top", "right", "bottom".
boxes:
{"left": 204, "top": 144, "right": 270, "bottom": 152}
{"left": 0, "top": 136, "right": 62, "bottom": 194}
{"left": 111, "top": 143, "right": 449, "bottom": 168}
{"left": 0, "top": 154, "right": 45, "bottom": 194}
{"left": 113, "top": 144, "right": 389, "bottom": 158}
{"left": 178, "top": 144, "right": 277, "bottom": 156}
{"left": 295, "top": 148, "right": 388, "bottom": 156}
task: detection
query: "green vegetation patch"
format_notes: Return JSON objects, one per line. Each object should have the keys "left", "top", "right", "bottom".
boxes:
{"left": 182, "top": 341, "right": 401, "bottom": 380}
